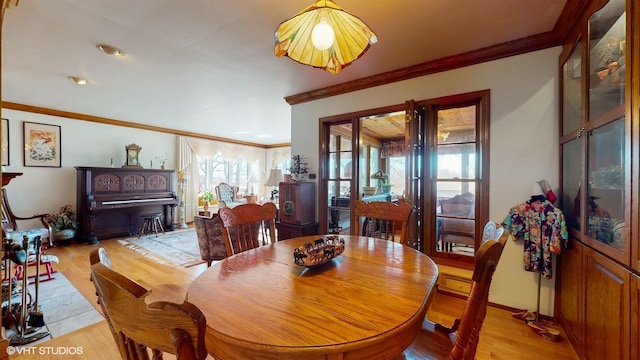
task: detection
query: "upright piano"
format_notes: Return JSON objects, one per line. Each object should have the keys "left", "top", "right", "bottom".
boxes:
{"left": 76, "top": 166, "right": 179, "bottom": 243}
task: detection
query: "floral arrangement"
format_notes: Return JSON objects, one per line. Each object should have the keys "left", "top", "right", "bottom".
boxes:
{"left": 48, "top": 204, "right": 78, "bottom": 231}
{"left": 200, "top": 190, "right": 215, "bottom": 203}
{"left": 290, "top": 155, "right": 309, "bottom": 180}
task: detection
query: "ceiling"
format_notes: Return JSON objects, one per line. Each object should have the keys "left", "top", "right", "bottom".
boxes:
{"left": 1, "top": 0, "right": 568, "bottom": 146}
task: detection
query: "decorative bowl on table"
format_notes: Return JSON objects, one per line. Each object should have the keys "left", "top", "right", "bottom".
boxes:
{"left": 293, "top": 235, "right": 346, "bottom": 268}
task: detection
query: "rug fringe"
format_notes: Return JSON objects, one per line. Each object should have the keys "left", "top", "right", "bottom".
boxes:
{"left": 117, "top": 239, "right": 186, "bottom": 268}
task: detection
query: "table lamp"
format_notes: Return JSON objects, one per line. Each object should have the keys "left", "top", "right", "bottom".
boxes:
{"left": 265, "top": 169, "right": 284, "bottom": 202}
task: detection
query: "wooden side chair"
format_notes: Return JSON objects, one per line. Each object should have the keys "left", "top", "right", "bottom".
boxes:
{"left": 218, "top": 202, "right": 277, "bottom": 256}
{"left": 351, "top": 200, "right": 413, "bottom": 245}
{"left": 398, "top": 221, "right": 509, "bottom": 360}
{"left": 89, "top": 248, "right": 208, "bottom": 360}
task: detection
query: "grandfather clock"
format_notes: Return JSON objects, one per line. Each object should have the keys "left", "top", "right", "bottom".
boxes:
{"left": 277, "top": 181, "right": 318, "bottom": 240}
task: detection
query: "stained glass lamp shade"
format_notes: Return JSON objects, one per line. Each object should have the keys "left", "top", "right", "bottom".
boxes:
{"left": 274, "top": 0, "right": 377, "bottom": 74}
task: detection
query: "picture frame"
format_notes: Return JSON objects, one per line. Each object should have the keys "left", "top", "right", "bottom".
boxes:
{"left": 23, "top": 121, "right": 61, "bottom": 167}
{"left": 1, "top": 118, "right": 9, "bottom": 166}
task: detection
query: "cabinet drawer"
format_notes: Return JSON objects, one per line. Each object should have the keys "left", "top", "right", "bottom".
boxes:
{"left": 439, "top": 274, "right": 472, "bottom": 295}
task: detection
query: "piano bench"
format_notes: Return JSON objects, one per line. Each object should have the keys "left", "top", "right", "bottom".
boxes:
{"left": 139, "top": 213, "right": 165, "bottom": 238}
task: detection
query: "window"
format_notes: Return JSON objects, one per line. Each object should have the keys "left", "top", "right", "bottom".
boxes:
{"left": 198, "top": 153, "right": 258, "bottom": 195}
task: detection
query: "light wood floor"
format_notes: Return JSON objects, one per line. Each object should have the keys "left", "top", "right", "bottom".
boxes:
{"left": 10, "top": 234, "right": 578, "bottom": 360}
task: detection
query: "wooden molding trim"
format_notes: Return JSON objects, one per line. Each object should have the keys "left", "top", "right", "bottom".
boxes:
{"left": 0, "top": 101, "right": 290, "bottom": 149}
{"left": 285, "top": 31, "right": 560, "bottom": 106}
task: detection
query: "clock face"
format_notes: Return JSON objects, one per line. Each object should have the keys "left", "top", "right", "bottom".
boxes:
{"left": 284, "top": 201, "right": 294, "bottom": 216}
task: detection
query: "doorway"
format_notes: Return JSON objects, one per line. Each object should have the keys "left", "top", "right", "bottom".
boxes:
{"left": 319, "top": 90, "right": 489, "bottom": 268}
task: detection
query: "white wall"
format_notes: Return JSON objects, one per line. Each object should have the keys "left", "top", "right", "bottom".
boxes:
{"left": 1, "top": 109, "right": 177, "bottom": 229}
{"left": 290, "top": 47, "right": 562, "bottom": 315}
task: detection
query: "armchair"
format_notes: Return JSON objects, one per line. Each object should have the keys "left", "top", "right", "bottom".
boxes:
{"left": 193, "top": 215, "right": 228, "bottom": 266}
{"left": 214, "top": 182, "right": 246, "bottom": 208}
{"left": 439, "top": 193, "right": 475, "bottom": 252}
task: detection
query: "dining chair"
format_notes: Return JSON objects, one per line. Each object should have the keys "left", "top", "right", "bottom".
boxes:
{"left": 439, "top": 193, "right": 475, "bottom": 252}
{"left": 351, "top": 200, "right": 413, "bottom": 245}
{"left": 89, "top": 248, "right": 208, "bottom": 360}
{"left": 218, "top": 202, "right": 277, "bottom": 256}
{"left": 398, "top": 221, "right": 509, "bottom": 360}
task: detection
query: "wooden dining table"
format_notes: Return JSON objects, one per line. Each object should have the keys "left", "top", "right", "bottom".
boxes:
{"left": 186, "top": 235, "right": 439, "bottom": 360}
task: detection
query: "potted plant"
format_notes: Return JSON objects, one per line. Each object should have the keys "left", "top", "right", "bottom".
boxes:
{"left": 200, "top": 190, "right": 215, "bottom": 210}
{"left": 47, "top": 204, "right": 78, "bottom": 241}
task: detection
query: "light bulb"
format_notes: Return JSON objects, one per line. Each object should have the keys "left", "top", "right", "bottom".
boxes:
{"left": 311, "top": 18, "right": 334, "bottom": 50}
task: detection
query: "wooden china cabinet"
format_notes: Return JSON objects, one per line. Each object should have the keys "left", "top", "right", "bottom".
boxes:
{"left": 556, "top": 0, "right": 638, "bottom": 358}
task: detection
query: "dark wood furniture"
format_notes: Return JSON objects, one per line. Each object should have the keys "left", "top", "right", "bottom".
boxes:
{"left": 278, "top": 181, "right": 315, "bottom": 225}
{"left": 187, "top": 235, "right": 439, "bottom": 360}
{"left": 76, "top": 167, "right": 178, "bottom": 244}
{"left": 218, "top": 202, "right": 277, "bottom": 256}
{"left": 277, "top": 181, "right": 316, "bottom": 239}
{"left": 89, "top": 248, "right": 208, "bottom": 360}
{"left": 555, "top": 1, "right": 638, "bottom": 359}
{"left": 401, "top": 221, "right": 508, "bottom": 359}
{"left": 276, "top": 221, "right": 318, "bottom": 240}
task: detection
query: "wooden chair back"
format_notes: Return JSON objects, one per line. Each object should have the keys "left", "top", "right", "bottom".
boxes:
{"left": 89, "top": 248, "right": 207, "bottom": 360}
{"left": 218, "top": 202, "right": 277, "bottom": 256}
{"left": 399, "top": 221, "right": 508, "bottom": 360}
{"left": 351, "top": 200, "right": 413, "bottom": 245}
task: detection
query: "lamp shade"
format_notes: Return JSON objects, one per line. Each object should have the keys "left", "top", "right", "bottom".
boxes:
{"left": 265, "top": 169, "right": 284, "bottom": 187}
{"left": 274, "top": 0, "right": 377, "bottom": 74}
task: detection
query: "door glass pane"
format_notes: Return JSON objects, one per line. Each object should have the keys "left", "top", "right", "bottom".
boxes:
{"left": 328, "top": 180, "right": 351, "bottom": 234}
{"left": 562, "top": 139, "right": 582, "bottom": 232}
{"left": 435, "top": 105, "right": 477, "bottom": 257}
{"left": 563, "top": 40, "right": 582, "bottom": 135}
{"left": 586, "top": 118, "right": 624, "bottom": 250}
{"left": 436, "top": 144, "right": 476, "bottom": 180}
{"left": 588, "top": 0, "right": 626, "bottom": 121}
{"left": 438, "top": 106, "right": 476, "bottom": 144}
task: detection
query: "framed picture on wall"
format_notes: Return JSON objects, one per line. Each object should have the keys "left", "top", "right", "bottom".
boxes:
{"left": 1, "top": 118, "right": 8, "bottom": 166}
{"left": 23, "top": 121, "right": 61, "bottom": 167}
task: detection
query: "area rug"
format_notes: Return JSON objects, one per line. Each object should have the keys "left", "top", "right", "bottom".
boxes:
{"left": 118, "top": 229, "right": 205, "bottom": 268}
{"left": 5, "top": 272, "right": 104, "bottom": 347}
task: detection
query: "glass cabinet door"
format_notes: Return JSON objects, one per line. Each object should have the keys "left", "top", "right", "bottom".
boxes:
{"left": 560, "top": 0, "right": 629, "bottom": 263}
{"left": 562, "top": 138, "right": 582, "bottom": 234}
{"left": 588, "top": 0, "right": 626, "bottom": 123}
{"left": 562, "top": 40, "right": 582, "bottom": 136}
{"left": 585, "top": 118, "right": 625, "bottom": 253}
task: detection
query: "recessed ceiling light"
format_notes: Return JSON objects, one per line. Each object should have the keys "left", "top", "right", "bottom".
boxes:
{"left": 96, "top": 43, "right": 125, "bottom": 56}
{"left": 68, "top": 76, "right": 88, "bottom": 85}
